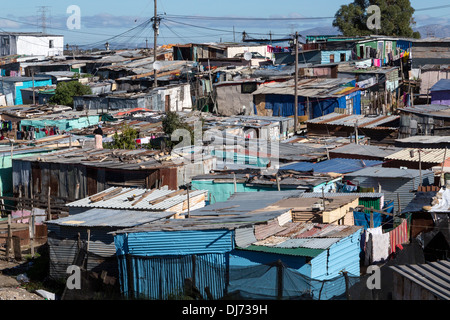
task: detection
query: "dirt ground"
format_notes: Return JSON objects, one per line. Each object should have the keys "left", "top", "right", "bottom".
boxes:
{"left": 0, "top": 258, "right": 44, "bottom": 300}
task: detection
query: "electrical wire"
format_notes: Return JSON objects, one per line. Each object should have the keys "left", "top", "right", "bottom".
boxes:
{"left": 164, "top": 14, "right": 335, "bottom": 21}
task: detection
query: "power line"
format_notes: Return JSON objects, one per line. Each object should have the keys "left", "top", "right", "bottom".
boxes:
{"left": 415, "top": 4, "right": 450, "bottom": 12}
{"left": 164, "top": 14, "right": 335, "bottom": 21}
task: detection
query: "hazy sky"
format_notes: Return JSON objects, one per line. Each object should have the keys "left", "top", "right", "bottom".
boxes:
{"left": 0, "top": 0, "right": 449, "bottom": 48}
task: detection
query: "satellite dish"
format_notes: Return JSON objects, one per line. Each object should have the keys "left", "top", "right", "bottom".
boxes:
{"left": 244, "top": 52, "right": 253, "bottom": 61}
{"left": 153, "top": 61, "right": 163, "bottom": 70}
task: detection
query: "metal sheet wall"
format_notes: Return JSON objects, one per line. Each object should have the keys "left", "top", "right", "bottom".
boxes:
{"left": 47, "top": 225, "right": 120, "bottom": 280}
{"left": 117, "top": 253, "right": 227, "bottom": 300}
{"left": 125, "top": 229, "right": 234, "bottom": 257}
{"left": 345, "top": 173, "right": 434, "bottom": 213}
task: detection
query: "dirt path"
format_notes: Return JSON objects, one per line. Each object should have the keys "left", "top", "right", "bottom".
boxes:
{"left": 0, "top": 259, "right": 44, "bottom": 300}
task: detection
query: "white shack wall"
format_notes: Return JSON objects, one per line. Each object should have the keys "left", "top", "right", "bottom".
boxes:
{"left": 16, "top": 36, "right": 64, "bottom": 57}
{"left": 226, "top": 45, "right": 271, "bottom": 59}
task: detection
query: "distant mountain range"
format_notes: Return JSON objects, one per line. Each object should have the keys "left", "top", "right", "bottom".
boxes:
{"left": 414, "top": 25, "right": 450, "bottom": 38}
{"left": 298, "top": 24, "right": 450, "bottom": 39}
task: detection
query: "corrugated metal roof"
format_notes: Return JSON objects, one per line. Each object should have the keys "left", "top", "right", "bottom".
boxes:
{"left": 113, "top": 210, "right": 291, "bottom": 233}
{"left": 252, "top": 78, "right": 358, "bottom": 98}
{"left": 275, "top": 237, "right": 341, "bottom": 249}
{"left": 329, "top": 144, "right": 403, "bottom": 158}
{"left": 190, "top": 190, "right": 305, "bottom": 216}
{"left": 430, "top": 79, "right": 450, "bottom": 92}
{"left": 281, "top": 158, "right": 383, "bottom": 174}
{"left": 300, "top": 192, "right": 383, "bottom": 198}
{"left": 395, "top": 136, "right": 450, "bottom": 145}
{"left": 399, "top": 104, "right": 450, "bottom": 118}
{"left": 239, "top": 245, "right": 325, "bottom": 257}
{"left": 234, "top": 227, "right": 257, "bottom": 248}
{"left": 385, "top": 148, "right": 448, "bottom": 163}
{"left": 66, "top": 187, "right": 208, "bottom": 211}
{"left": 307, "top": 113, "right": 400, "bottom": 129}
{"left": 46, "top": 208, "right": 175, "bottom": 228}
{"left": 240, "top": 221, "right": 362, "bottom": 256}
{"left": 344, "top": 166, "right": 430, "bottom": 179}
{"left": 390, "top": 260, "right": 450, "bottom": 300}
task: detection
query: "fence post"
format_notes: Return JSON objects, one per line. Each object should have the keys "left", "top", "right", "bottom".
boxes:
{"left": 30, "top": 214, "right": 35, "bottom": 257}
{"left": 12, "top": 236, "right": 21, "bottom": 261}
{"left": 342, "top": 271, "right": 351, "bottom": 300}
{"left": 5, "top": 214, "right": 11, "bottom": 259}
{"left": 126, "top": 254, "right": 134, "bottom": 299}
{"left": 47, "top": 186, "right": 51, "bottom": 221}
{"left": 370, "top": 206, "right": 374, "bottom": 228}
{"left": 276, "top": 259, "right": 283, "bottom": 300}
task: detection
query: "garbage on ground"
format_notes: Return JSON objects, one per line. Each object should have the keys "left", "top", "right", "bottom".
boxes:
{"left": 35, "top": 289, "right": 55, "bottom": 300}
{"left": 16, "top": 274, "right": 29, "bottom": 283}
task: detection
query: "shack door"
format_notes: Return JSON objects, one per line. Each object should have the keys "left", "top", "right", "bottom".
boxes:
{"left": 165, "top": 95, "right": 171, "bottom": 112}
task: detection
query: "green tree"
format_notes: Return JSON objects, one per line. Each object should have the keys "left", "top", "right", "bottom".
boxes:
{"left": 104, "top": 123, "right": 139, "bottom": 150}
{"left": 161, "top": 111, "right": 194, "bottom": 149}
{"left": 49, "top": 81, "right": 92, "bottom": 107}
{"left": 333, "top": 0, "right": 421, "bottom": 38}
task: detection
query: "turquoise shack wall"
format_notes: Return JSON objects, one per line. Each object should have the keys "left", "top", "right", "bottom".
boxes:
{"left": 114, "top": 229, "right": 234, "bottom": 300}
{"left": 19, "top": 115, "right": 100, "bottom": 139}
{"left": 14, "top": 79, "right": 52, "bottom": 105}
{"left": 191, "top": 180, "right": 273, "bottom": 204}
{"left": 0, "top": 149, "right": 54, "bottom": 197}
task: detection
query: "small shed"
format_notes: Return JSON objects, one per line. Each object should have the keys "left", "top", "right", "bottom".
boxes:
{"left": 383, "top": 148, "right": 450, "bottom": 170}
{"left": 430, "top": 79, "right": 450, "bottom": 105}
{"left": 112, "top": 209, "right": 291, "bottom": 300}
{"left": 344, "top": 167, "right": 434, "bottom": 213}
{"left": 252, "top": 78, "right": 361, "bottom": 120}
{"left": 66, "top": 186, "right": 209, "bottom": 218}
{"left": 390, "top": 260, "right": 450, "bottom": 300}
{"left": 328, "top": 144, "right": 403, "bottom": 161}
{"left": 0, "top": 76, "right": 52, "bottom": 105}
{"left": 45, "top": 208, "right": 175, "bottom": 281}
{"left": 230, "top": 222, "right": 363, "bottom": 300}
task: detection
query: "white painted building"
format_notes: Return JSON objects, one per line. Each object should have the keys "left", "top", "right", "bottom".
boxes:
{"left": 0, "top": 32, "right": 64, "bottom": 57}
{"left": 225, "top": 44, "right": 272, "bottom": 59}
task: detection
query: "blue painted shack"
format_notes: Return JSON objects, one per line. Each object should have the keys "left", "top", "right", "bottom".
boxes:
{"left": 0, "top": 76, "right": 52, "bottom": 105}
{"left": 252, "top": 78, "right": 361, "bottom": 119}
{"left": 430, "top": 79, "right": 450, "bottom": 105}
{"left": 111, "top": 209, "right": 292, "bottom": 300}
{"left": 230, "top": 222, "right": 363, "bottom": 300}
{"left": 45, "top": 208, "right": 175, "bottom": 281}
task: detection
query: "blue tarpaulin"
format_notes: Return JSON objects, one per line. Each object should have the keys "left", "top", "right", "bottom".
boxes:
{"left": 281, "top": 158, "right": 383, "bottom": 174}
{"left": 353, "top": 211, "right": 382, "bottom": 229}
{"left": 260, "top": 90, "right": 361, "bottom": 119}
{"left": 353, "top": 200, "right": 394, "bottom": 230}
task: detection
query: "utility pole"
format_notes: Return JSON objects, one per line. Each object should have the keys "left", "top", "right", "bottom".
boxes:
{"left": 37, "top": 6, "right": 50, "bottom": 34}
{"left": 294, "top": 31, "right": 299, "bottom": 133}
{"left": 32, "top": 71, "right": 35, "bottom": 105}
{"left": 152, "top": 0, "right": 160, "bottom": 88}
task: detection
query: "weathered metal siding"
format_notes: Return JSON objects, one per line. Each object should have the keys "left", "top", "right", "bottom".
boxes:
{"left": 117, "top": 253, "right": 228, "bottom": 300}
{"left": 47, "top": 225, "right": 119, "bottom": 280}
{"left": 235, "top": 227, "right": 257, "bottom": 248}
{"left": 308, "top": 229, "right": 361, "bottom": 300}
{"left": 124, "top": 229, "right": 234, "bottom": 256}
{"left": 345, "top": 173, "right": 433, "bottom": 212}
{"left": 254, "top": 220, "right": 287, "bottom": 241}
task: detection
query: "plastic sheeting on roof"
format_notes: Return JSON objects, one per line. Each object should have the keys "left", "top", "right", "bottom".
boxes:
{"left": 281, "top": 158, "right": 383, "bottom": 174}
{"left": 430, "top": 79, "right": 450, "bottom": 92}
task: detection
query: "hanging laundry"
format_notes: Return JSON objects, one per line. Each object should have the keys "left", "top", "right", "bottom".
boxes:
{"left": 388, "top": 219, "right": 408, "bottom": 255}
{"left": 370, "top": 232, "right": 390, "bottom": 263}
{"left": 365, "top": 227, "right": 383, "bottom": 265}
